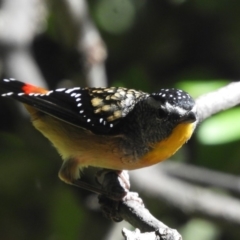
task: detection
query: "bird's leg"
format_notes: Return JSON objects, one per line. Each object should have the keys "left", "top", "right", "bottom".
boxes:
{"left": 96, "top": 169, "right": 130, "bottom": 199}
{"left": 97, "top": 170, "right": 144, "bottom": 222}
{"left": 59, "top": 159, "right": 130, "bottom": 200}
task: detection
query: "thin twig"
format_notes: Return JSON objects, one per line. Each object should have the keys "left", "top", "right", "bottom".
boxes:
{"left": 161, "top": 161, "right": 240, "bottom": 195}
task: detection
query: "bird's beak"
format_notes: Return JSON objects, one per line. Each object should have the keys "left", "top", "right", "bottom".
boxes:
{"left": 180, "top": 108, "right": 197, "bottom": 123}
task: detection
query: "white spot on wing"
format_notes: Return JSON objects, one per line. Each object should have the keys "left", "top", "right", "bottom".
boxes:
{"left": 46, "top": 90, "right": 53, "bottom": 96}
{"left": 55, "top": 88, "right": 66, "bottom": 92}
{"left": 65, "top": 89, "right": 75, "bottom": 94}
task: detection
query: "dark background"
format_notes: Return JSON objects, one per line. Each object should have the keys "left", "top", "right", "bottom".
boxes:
{"left": 0, "top": 0, "right": 240, "bottom": 239}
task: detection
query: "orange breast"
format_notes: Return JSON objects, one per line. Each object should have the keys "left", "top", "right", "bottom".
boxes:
{"left": 135, "top": 122, "right": 196, "bottom": 169}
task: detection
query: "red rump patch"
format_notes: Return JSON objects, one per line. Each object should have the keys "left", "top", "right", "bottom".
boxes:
{"left": 22, "top": 84, "right": 48, "bottom": 94}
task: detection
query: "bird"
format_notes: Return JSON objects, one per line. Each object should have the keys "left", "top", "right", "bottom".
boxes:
{"left": 0, "top": 78, "right": 198, "bottom": 197}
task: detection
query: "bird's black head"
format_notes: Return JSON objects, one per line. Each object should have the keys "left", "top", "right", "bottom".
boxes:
{"left": 149, "top": 88, "right": 197, "bottom": 123}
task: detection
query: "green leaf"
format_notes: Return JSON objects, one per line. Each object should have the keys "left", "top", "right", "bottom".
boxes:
{"left": 197, "top": 108, "right": 240, "bottom": 145}
{"left": 176, "top": 80, "right": 228, "bottom": 98}
{"left": 180, "top": 218, "right": 219, "bottom": 240}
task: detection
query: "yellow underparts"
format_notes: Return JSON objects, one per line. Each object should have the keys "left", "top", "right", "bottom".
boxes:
{"left": 24, "top": 104, "right": 196, "bottom": 183}
{"left": 137, "top": 122, "right": 196, "bottom": 168}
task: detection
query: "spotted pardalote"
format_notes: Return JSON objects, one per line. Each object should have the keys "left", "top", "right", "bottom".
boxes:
{"left": 0, "top": 78, "right": 198, "bottom": 194}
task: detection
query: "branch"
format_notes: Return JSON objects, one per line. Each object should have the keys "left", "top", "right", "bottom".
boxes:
{"left": 100, "top": 82, "right": 240, "bottom": 239}
{"left": 131, "top": 166, "right": 240, "bottom": 226}
{"left": 62, "top": 0, "right": 108, "bottom": 87}
{"left": 99, "top": 191, "right": 182, "bottom": 240}
{"left": 161, "top": 161, "right": 240, "bottom": 195}
{"left": 196, "top": 81, "right": 240, "bottom": 122}
{"left": 0, "top": 0, "right": 47, "bottom": 87}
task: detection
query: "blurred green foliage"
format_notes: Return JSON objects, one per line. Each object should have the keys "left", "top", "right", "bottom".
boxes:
{"left": 1, "top": 0, "right": 240, "bottom": 240}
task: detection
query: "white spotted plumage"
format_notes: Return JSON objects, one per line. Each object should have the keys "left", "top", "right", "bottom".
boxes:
{"left": 0, "top": 78, "right": 195, "bottom": 135}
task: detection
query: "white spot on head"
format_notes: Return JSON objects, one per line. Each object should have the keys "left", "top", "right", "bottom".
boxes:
{"left": 71, "top": 92, "right": 76, "bottom": 97}
{"left": 169, "top": 94, "right": 173, "bottom": 97}
{"left": 103, "top": 121, "right": 106, "bottom": 125}
{"left": 76, "top": 98, "right": 81, "bottom": 101}
{"left": 9, "top": 78, "right": 15, "bottom": 81}
{"left": 77, "top": 103, "right": 82, "bottom": 107}
{"left": 110, "top": 123, "right": 113, "bottom": 128}
{"left": 18, "top": 93, "right": 25, "bottom": 96}
{"left": 75, "top": 94, "right": 81, "bottom": 98}
{"left": 87, "top": 119, "right": 91, "bottom": 122}
{"left": 178, "top": 96, "right": 182, "bottom": 99}
{"left": 3, "top": 79, "right": 10, "bottom": 82}
{"left": 162, "top": 94, "right": 166, "bottom": 97}
{"left": 79, "top": 110, "right": 84, "bottom": 113}
{"left": 99, "top": 118, "right": 103, "bottom": 123}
